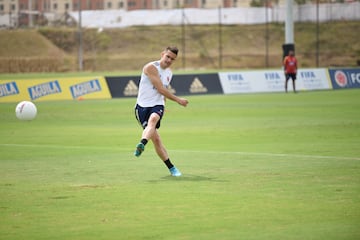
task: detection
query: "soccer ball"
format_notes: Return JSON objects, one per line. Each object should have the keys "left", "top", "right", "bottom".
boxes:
{"left": 15, "top": 101, "right": 37, "bottom": 121}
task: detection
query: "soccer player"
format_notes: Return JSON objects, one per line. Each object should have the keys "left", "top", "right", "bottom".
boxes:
{"left": 134, "top": 46, "right": 189, "bottom": 177}
{"left": 284, "top": 50, "right": 298, "bottom": 93}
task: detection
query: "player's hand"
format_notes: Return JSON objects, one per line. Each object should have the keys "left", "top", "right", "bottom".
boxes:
{"left": 178, "top": 98, "right": 189, "bottom": 107}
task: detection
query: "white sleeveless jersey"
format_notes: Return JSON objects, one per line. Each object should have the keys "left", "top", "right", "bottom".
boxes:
{"left": 136, "top": 61, "right": 172, "bottom": 107}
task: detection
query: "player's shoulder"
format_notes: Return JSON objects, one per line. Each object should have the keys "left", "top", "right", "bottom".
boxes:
{"left": 145, "top": 61, "right": 161, "bottom": 70}
{"left": 152, "top": 61, "right": 160, "bottom": 67}
{"left": 143, "top": 60, "right": 156, "bottom": 67}
{"left": 144, "top": 61, "right": 160, "bottom": 76}
{"left": 144, "top": 61, "right": 156, "bottom": 69}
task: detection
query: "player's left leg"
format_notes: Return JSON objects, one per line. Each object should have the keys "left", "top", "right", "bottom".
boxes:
{"left": 292, "top": 74, "right": 297, "bottom": 93}
{"left": 152, "top": 130, "right": 168, "bottom": 161}
{"left": 152, "top": 130, "right": 182, "bottom": 177}
{"left": 292, "top": 79, "right": 296, "bottom": 93}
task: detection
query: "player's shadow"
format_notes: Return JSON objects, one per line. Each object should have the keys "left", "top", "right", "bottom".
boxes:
{"left": 148, "top": 174, "right": 227, "bottom": 183}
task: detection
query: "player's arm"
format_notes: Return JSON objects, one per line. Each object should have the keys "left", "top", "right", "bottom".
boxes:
{"left": 144, "top": 64, "right": 188, "bottom": 107}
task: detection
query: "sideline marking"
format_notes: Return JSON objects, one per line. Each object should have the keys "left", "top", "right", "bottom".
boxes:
{"left": 1, "top": 143, "right": 359, "bottom": 161}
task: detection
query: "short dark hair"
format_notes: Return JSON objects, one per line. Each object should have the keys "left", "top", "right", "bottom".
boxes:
{"left": 166, "top": 46, "right": 178, "bottom": 56}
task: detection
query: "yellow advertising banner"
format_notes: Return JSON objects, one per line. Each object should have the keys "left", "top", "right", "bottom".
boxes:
{"left": 0, "top": 76, "right": 111, "bottom": 102}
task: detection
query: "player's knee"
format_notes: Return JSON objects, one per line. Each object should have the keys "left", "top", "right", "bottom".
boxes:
{"left": 148, "top": 115, "right": 160, "bottom": 126}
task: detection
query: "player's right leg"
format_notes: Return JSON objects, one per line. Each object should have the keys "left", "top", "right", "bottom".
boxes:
{"left": 291, "top": 74, "right": 297, "bottom": 93}
{"left": 141, "top": 113, "right": 160, "bottom": 141}
{"left": 285, "top": 77, "right": 289, "bottom": 93}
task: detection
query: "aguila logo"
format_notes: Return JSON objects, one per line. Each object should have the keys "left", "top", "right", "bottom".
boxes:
{"left": 334, "top": 70, "right": 347, "bottom": 87}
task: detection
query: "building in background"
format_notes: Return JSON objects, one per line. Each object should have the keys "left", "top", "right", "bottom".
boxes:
{"left": 2, "top": 0, "right": 356, "bottom": 16}
{"left": 0, "top": 0, "right": 358, "bottom": 27}
{"left": 0, "top": 0, "right": 258, "bottom": 15}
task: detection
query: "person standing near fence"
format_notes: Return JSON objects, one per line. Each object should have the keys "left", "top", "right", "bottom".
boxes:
{"left": 284, "top": 50, "right": 298, "bottom": 93}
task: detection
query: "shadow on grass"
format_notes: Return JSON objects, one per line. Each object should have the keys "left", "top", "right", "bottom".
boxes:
{"left": 148, "top": 174, "right": 227, "bottom": 183}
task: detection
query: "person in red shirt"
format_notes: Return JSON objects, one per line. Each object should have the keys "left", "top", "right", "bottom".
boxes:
{"left": 283, "top": 50, "right": 298, "bottom": 93}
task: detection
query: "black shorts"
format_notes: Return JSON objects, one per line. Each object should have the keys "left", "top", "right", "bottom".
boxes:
{"left": 286, "top": 73, "right": 297, "bottom": 81}
{"left": 134, "top": 104, "right": 164, "bottom": 129}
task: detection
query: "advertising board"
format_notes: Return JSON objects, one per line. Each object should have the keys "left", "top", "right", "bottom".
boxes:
{"left": 328, "top": 68, "right": 360, "bottom": 89}
{"left": 219, "top": 68, "right": 331, "bottom": 94}
{"left": 105, "top": 73, "right": 223, "bottom": 98}
{"left": 0, "top": 76, "right": 111, "bottom": 102}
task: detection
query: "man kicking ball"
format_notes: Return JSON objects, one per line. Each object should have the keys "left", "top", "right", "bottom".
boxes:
{"left": 134, "top": 46, "right": 189, "bottom": 177}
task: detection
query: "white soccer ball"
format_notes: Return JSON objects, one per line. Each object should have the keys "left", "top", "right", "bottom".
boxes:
{"left": 15, "top": 101, "right": 37, "bottom": 121}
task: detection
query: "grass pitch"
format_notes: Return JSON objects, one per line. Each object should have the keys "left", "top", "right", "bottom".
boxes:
{"left": 1, "top": 90, "right": 360, "bottom": 240}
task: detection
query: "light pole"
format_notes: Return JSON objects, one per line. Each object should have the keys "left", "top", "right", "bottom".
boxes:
{"left": 265, "top": 0, "right": 269, "bottom": 68}
{"left": 218, "top": 6, "right": 222, "bottom": 69}
{"left": 283, "top": 0, "right": 295, "bottom": 59}
{"left": 78, "top": 0, "right": 83, "bottom": 71}
{"left": 316, "top": 0, "right": 319, "bottom": 67}
{"left": 181, "top": 7, "right": 185, "bottom": 69}
{"left": 28, "top": 0, "right": 33, "bottom": 27}
{"left": 285, "top": 0, "right": 294, "bottom": 45}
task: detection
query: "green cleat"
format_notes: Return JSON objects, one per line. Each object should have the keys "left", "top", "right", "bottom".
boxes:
{"left": 134, "top": 143, "right": 145, "bottom": 157}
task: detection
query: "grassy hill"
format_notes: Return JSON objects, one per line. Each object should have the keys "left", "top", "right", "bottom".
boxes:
{"left": 0, "top": 30, "right": 65, "bottom": 58}
{"left": 0, "top": 30, "right": 68, "bottom": 73}
{"left": 0, "top": 21, "right": 359, "bottom": 73}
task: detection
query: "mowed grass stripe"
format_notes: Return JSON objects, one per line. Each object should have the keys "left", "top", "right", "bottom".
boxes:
{"left": 1, "top": 143, "right": 360, "bottom": 161}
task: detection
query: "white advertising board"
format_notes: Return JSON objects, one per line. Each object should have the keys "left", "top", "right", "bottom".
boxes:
{"left": 218, "top": 68, "right": 331, "bottom": 94}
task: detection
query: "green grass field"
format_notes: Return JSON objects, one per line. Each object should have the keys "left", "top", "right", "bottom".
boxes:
{"left": 1, "top": 90, "right": 360, "bottom": 240}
